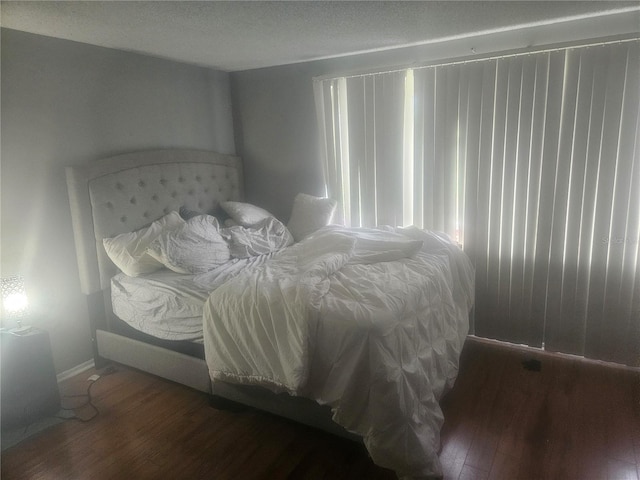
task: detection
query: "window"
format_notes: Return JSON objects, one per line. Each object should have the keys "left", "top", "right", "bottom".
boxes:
{"left": 314, "top": 39, "right": 640, "bottom": 366}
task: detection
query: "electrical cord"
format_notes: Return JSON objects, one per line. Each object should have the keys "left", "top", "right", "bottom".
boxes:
{"left": 58, "top": 380, "right": 100, "bottom": 422}
{"left": 56, "top": 365, "right": 118, "bottom": 423}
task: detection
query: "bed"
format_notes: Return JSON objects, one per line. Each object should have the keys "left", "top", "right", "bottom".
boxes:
{"left": 66, "top": 148, "right": 474, "bottom": 479}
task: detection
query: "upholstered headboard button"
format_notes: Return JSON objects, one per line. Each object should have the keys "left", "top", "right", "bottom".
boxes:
{"left": 66, "top": 150, "right": 244, "bottom": 294}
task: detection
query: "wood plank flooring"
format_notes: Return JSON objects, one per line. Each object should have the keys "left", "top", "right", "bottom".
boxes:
{"left": 2, "top": 338, "right": 638, "bottom": 479}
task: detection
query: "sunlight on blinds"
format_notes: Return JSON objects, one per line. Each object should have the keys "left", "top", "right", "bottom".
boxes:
{"left": 336, "top": 78, "right": 351, "bottom": 227}
{"left": 402, "top": 70, "right": 415, "bottom": 227}
{"left": 314, "top": 39, "right": 640, "bottom": 366}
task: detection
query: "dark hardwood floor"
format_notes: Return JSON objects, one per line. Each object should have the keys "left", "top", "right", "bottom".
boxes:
{"left": 2, "top": 338, "right": 638, "bottom": 480}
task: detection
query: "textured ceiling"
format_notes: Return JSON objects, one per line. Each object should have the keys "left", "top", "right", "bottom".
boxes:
{"left": 1, "top": 1, "right": 638, "bottom": 71}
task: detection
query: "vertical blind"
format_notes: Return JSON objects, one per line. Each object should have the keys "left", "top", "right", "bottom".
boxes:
{"left": 314, "top": 39, "right": 640, "bottom": 367}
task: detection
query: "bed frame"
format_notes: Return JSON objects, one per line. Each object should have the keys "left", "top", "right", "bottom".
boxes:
{"left": 66, "top": 149, "right": 357, "bottom": 440}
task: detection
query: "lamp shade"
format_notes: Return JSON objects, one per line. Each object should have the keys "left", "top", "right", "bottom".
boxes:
{"left": 1, "top": 275, "right": 29, "bottom": 321}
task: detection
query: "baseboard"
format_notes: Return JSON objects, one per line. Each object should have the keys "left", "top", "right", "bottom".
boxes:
{"left": 56, "top": 359, "right": 95, "bottom": 383}
{"left": 467, "top": 335, "right": 639, "bottom": 372}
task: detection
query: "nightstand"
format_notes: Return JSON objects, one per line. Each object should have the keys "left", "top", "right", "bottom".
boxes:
{"left": 1, "top": 328, "right": 60, "bottom": 428}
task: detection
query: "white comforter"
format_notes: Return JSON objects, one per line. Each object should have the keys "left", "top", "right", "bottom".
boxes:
{"left": 203, "top": 226, "right": 474, "bottom": 479}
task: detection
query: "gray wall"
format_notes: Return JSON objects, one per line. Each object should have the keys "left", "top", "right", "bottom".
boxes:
{"left": 231, "top": 11, "right": 639, "bottom": 221}
{"left": 0, "top": 28, "right": 235, "bottom": 373}
{"left": 231, "top": 64, "right": 323, "bottom": 219}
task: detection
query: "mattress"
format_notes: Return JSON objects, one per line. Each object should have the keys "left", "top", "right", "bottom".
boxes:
{"left": 111, "top": 255, "right": 272, "bottom": 342}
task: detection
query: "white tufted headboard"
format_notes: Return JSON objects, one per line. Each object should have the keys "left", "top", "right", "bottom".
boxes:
{"left": 66, "top": 149, "right": 244, "bottom": 294}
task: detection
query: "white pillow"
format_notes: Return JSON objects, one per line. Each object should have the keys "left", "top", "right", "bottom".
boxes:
{"left": 223, "top": 217, "right": 293, "bottom": 259}
{"left": 224, "top": 218, "right": 239, "bottom": 228}
{"left": 146, "top": 215, "right": 230, "bottom": 274}
{"left": 220, "top": 201, "right": 274, "bottom": 227}
{"left": 287, "top": 193, "right": 337, "bottom": 242}
{"left": 103, "top": 211, "right": 185, "bottom": 277}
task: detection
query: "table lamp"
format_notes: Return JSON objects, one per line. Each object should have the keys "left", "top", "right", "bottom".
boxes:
{"left": 1, "top": 275, "right": 31, "bottom": 334}
{"left": 1, "top": 275, "right": 60, "bottom": 427}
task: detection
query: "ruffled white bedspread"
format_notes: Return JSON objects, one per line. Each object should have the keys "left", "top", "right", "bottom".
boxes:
{"left": 203, "top": 226, "right": 474, "bottom": 479}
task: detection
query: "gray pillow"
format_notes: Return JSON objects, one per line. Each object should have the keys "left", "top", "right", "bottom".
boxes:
{"left": 287, "top": 193, "right": 337, "bottom": 242}
{"left": 146, "top": 215, "right": 230, "bottom": 274}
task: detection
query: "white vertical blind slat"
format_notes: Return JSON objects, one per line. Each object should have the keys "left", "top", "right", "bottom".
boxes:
{"left": 412, "top": 70, "right": 426, "bottom": 229}
{"left": 508, "top": 55, "right": 536, "bottom": 340}
{"left": 457, "top": 66, "right": 472, "bottom": 246}
{"left": 363, "top": 76, "right": 378, "bottom": 227}
{"left": 522, "top": 54, "right": 551, "bottom": 344}
{"left": 619, "top": 63, "right": 640, "bottom": 365}
{"left": 544, "top": 49, "right": 581, "bottom": 354}
{"left": 610, "top": 47, "right": 640, "bottom": 364}
{"left": 555, "top": 49, "right": 595, "bottom": 355}
{"left": 461, "top": 63, "right": 484, "bottom": 265}
{"left": 530, "top": 51, "right": 564, "bottom": 347}
{"left": 346, "top": 77, "right": 365, "bottom": 227}
{"left": 629, "top": 103, "right": 640, "bottom": 365}
{"left": 482, "top": 59, "right": 509, "bottom": 339}
{"left": 444, "top": 66, "right": 460, "bottom": 237}
{"left": 471, "top": 62, "right": 498, "bottom": 337}
{"left": 574, "top": 46, "right": 608, "bottom": 354}
{"left": 422, "top": 69, "right": 437, "bottom": 230}
{"left": 336, "top": 78, "right": 352, "bottom": 227}
{"left": 317, "top": 80, "right": 340, "bottom": 220}
{"left": 498, "top": 58, "right": 523, "bottom": 338}
{"left": 403, "top": 70, "right": 415, "bottom": 227}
